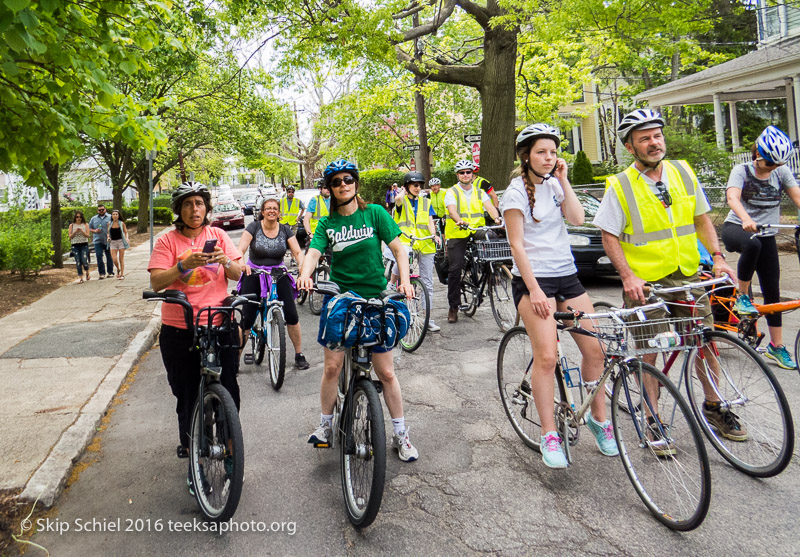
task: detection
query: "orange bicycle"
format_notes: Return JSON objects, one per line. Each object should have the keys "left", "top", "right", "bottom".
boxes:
{"left": 701, "top": 223, "right": 800, "bottom": 370}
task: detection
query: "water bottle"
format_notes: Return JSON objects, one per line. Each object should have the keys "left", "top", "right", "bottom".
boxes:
{"left": 647, "top": 331, "right": 680, "bottom": 348}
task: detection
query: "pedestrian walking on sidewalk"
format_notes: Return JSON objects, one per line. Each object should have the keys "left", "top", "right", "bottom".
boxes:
{"left": 89, "top": 204, "right": 114, "bottom": 279}
{"left": 69, "top": 211, "right": 91, "bottom": 282}
{"left": 147, "top": 182, "right": 244, "bottom": 465}
{"left": 107, "top": 209, "right": 130, "bottom": 280}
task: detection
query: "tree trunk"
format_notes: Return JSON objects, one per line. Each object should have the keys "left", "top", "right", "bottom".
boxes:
{"left": 43, "top": 160, "right": 63, "bottom": 268}
{"left": 477, "top": 25, "right": 517, "bottom": 191}
{"left": 132, "top": 165, "right": 151, "bottom": 234}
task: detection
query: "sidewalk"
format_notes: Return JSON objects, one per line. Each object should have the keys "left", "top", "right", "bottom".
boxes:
{"left": 1, "top": 238, "right": 163, "bottom": 506}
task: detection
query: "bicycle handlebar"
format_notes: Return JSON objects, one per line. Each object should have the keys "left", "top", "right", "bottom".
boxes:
{"left": 143, "top": 290, "right": 258, "bottom": 330}
{"left": 400, "top": 231, "right": 436, "bottom": 241}
{"left": 643, "top": 273, "right": 733, "bottom": 296}
{"left": 461, "top": 223, "right": 505, "bottom": 231}
{"left": 751, "top": 223, "right": 800, "bottom": 239}
{"left": 313, "top": 280, "right": 406, "bottom": 303}
{"left": 553, "top": 299, "right": 667, "bottom": 324}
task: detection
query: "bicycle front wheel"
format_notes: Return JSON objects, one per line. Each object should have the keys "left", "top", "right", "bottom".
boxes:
{"left": 400, "top": 277, "right": 429, "bottom": 352}
{"left": 489, "top": 263, "right": 518, "bottom": 332}
{"left": 340, "top": 378, "right": 386, "bottom": 528}
{"left": 267, "top": 308, "right": 287, "bottom": 390}
{"left": 685, "top": 331, "right": 794, "bottom": 477}
{"left": 460, "top": 267, "right": 478, "bottom": 317}
{"left": 309, "top": 265, "right": 330, "bottom": 315}
{"left": 189, "top": 382, "right": 244, "bottom": 522}
{"left": 612, "top": 361, "right": 710, "bottom": 531}
{"left": 254, "top": 310, "right": 266, "bottom": 365}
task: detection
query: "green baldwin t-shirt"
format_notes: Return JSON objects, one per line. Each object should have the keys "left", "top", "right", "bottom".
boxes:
{"left": 310, "top": 204, "right": 401, "bottom": 298}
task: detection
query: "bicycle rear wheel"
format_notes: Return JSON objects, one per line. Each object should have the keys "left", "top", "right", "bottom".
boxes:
{"left": 267, "top": 308, "right": 287, "bottom": 390}
{"left": 497, "top": 327, "right": 567, "bottom": 452}
{"left": 611, "top": 361, "right": 710, "bottom": 531}
{"left": 297, "top": 289, "right": 308, "bottom": 305}
{"left": 309, "top": 264, "right": 330, "bottom": 315}
{"left": 684, "top": 331, "right": 794, "bottom": 477}
{"left": 459, "top": 266, "right": 478, "bottom": 317}
{"left": 340, "top": 378, "right": 386, "bottom": 528}
{"left": 189, "top": 382, "right": 244, "bottom": 522}
{"left": 489, "top": 263, "right": 517, "bottom": 332}
{"left": 400, "top": 277, "right": 429, "bottom": 352}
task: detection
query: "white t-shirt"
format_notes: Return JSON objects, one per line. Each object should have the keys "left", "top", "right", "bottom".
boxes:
{"left": 500, "top": 176, "right": 577, "bottom": 278}
{"left": 444, "top": 183, "right": 489, "bottom": 209}
{"left": 593, "top": 165, "right": 711, "bottom": 236}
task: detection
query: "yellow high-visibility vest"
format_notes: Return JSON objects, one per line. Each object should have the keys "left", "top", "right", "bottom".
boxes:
{"left": 444, "top": 185, "right": 485, "bottom": 239}
{"left": 309, "top": 195, "right": 329, "bottom": 234}
{"left": 606, "top": 160, "right": 700, "bottom": 281}
{"left": 394, "top": 196, "right": 436, "bottom": 254}
{"left": 280, "top": 196, "right": 300, "bottom": 226}
{"left": 429, "top": 189, "right": 447, "bottom": 218}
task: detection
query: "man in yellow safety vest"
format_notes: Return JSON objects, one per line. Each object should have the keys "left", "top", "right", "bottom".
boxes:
{"left": 594, "top": 108, "right": 744, "bottom": 448}
{"left": 279, "top": 185, "right": 304, "bottom": 234}
{"left": 445, "top": 159, "right": 502, "bottom": 323}
{"left": 302, "top": 183, "right": 330, "bottom": 243}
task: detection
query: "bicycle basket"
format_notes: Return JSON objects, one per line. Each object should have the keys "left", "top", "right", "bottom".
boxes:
{"left": 475, "top": 239, "right": 512, "bottom": 262}
{"left": 590, "top": 311, "right": 699, "bottom": 357}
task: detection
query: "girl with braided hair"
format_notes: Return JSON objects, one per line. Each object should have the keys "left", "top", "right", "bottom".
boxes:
{"left": 500, "top": 124, "right": 615, "bottom": 468}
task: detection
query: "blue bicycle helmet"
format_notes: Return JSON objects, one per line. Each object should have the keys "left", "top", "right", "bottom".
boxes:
{"left": 323, "top": 159, "right": 359, "bottom": 187}
{"left": 756, "top": 125, "right": 794, "bottom": 165}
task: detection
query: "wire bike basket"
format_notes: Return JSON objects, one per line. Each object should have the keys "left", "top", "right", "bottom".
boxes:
{"left": 589, "top": 311, "right": 699, "bottom": 357}
{"left": 475, "top": 239, "right": 512, "bottom": 262}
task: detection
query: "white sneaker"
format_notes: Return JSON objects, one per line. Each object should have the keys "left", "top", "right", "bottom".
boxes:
{"left": 427, "top": 321, "right": 441, "bottom": 332}
{"left": 392, "top": 428, "right": 419, "bottom": 462}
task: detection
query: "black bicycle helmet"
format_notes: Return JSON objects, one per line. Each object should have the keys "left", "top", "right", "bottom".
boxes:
{"left": 170, "top": 182, "right": 210, "bottom": 214}
{"left": 403, "top": 171, "right": 426, "bottom": 188}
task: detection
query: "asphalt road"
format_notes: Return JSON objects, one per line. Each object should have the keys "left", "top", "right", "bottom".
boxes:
{"left": 27, "top": 224, "right": 800, "bottom": 556}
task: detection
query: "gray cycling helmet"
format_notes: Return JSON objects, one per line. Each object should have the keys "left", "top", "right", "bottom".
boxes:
{"left": 170, "top": 181, "right": 211, "bottom": 214}
{"left": 617, "top": 108, "right": 665, "bottom": 143}
{"left": 429, "top": 177, "right": 441, "bottom": 186}
{"left": 516, "top": 123, "right": 561, "bottom": 149}
{"left": 454, "top": 159, "right": 475, "bottom": 172}
{"left": 757, "top": 125, "right": 794, "bottom": 164}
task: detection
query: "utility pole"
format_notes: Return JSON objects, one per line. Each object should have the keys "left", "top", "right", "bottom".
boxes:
{"left": 413, "top": 12, "right": 431, "bottom": 181}
{"left": 294, "top": 102, "right": 304, "bottom": 188}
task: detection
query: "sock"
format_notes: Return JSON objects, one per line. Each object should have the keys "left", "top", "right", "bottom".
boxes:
{"left": 704, "top": 400, "right": 720, "bottom": 410}
{"left": 321, "top": 413, "right": 333, "bottom": 427}
{"left": 392, "top": 417, "right": 406, "bottom": 435}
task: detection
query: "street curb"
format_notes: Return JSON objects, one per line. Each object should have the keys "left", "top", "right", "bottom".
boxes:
{"left": 19, "top": 314, "right": 162, "bottom": 507}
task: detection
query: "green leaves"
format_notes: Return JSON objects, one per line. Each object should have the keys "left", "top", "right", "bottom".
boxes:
{"left": 3, "top": 0, "right": 29, "bottom": 14}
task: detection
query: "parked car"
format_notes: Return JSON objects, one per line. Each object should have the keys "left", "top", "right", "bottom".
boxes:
{"left": 210, "top": 202, "right": 245, "bottom": 230}
{"left": 492, "top": 189, "right": 615, "bottom": 276}
{"left": 239, "top": 191, "right": 260, "bottom": 215}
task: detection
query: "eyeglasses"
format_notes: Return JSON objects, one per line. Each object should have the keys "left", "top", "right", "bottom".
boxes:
{"left": 331, "top": 175, "right": 356, "bottom": 188}
{"left": 457, "top": 170, "right": 473, "bottom": 176}
{"left": 98, "top": 208, "right": 106, "bottom": 212}
{"left": 655, "top": 181, "right": 672, "bottom": 207}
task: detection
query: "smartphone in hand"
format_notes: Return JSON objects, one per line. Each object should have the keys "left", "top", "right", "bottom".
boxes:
{"left": 202, "top": 239, "right": 218, "bottom": 253}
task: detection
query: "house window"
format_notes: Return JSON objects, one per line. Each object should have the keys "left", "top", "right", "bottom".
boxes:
{"left": 562, "top": 126, "right": 583, "bottom": 155}
{"left": 787, "top": 3, "right": 800, "bottom": 34}
{"left": 758, "top": 0, "right": 781, "bottom": 41}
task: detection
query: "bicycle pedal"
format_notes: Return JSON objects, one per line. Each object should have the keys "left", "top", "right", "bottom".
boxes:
{"left": 312, "top": 442, "right": 332, "bottom": 449}
{"left": 458, "top": 304, "right": 469, "bottom": 311}
{"left": 176, "top": 445, "right": 189, "bottom": 459}
{"left": 243, "top": 354, "right": 254, "bottom": 364}
{"left": 372, "top": 380, "right": 383, "bottom": 394}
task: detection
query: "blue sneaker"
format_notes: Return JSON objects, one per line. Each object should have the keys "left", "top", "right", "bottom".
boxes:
{"left": 732, "top": 294, "right": 759, "bottom": 316}
{"left": 765, "top": 343, "right": 797, "bottom": 370}
{"left": 586, "top": 413, "right": 619, "bottom": 456}
{"left": 540, "top": 431, "right": 568, "bottom": 469}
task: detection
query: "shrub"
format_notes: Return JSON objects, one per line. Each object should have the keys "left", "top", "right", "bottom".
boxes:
{"left": 0, "top": 210, "right": 53, "bottom": 277}
{"left": 664, "top": 128, "right": 734, "bottom": 189}
{"left": 571, "top": 151, "right": 594, "bottom": 185}
{"left": 359, "top": 169, "right": 406, "bottom": 204}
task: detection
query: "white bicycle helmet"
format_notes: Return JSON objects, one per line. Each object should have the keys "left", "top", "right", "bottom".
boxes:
{"left": 756, "top": 125, "right": 794, "bottom": 164}
{"left": 516, "top": 123, "right": 561, "bottom": 149}
{"left": 617, "top": 108, "right": 665, "bottom": 143}
{"left": 429, "top": 177, "right": 441, "bottom": 186}
{"left": 454, "top": 160, "right": 475, "bottom": 172}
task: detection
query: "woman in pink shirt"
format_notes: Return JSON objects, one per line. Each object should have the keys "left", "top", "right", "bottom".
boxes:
{"left": 147, "top": 182, "right": 243, "bottom": 469}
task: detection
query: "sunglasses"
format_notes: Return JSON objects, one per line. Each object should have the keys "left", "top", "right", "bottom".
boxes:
{"left": 331, "top": 175, "right": 356, "bottom": 188}
{"left": 655, "top": 181, "right": 672, "bottom": 207}
{"left": 457, "top": 170, "right": 473, "bottom": 176}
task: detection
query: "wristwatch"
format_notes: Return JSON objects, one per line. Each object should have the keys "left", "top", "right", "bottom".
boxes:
{"left": 711, "top": 251, "right": 726, "bottom": 260}
{"left": 224, "top": 257, "right": 233, "bottom": 269}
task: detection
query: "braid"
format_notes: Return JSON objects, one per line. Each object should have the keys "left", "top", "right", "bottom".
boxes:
{"left": 519, "top": 158, "right": 540, "bottom": 223}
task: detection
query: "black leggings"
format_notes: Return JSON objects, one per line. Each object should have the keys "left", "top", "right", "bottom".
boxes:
{"left": 721, "top": 222, "right": 782, "bottom": 327}
{"left": 238, "top": 272, "right": 299, "bottom": 329}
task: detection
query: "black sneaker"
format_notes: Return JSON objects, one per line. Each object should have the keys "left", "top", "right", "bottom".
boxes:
{"left": 295, "top": 353, "right": 310, "bottom": 370}
{"left": 703, "top": 401, "right": 748, "bottom": 441}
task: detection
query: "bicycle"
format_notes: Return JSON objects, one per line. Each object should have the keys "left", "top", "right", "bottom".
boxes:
{"left": 701, "top": 224, "right": 800, "bottom": 367}
{"left": 309, "top": 280, "right": 406, "bottom": 528}
{"left": 383, "top": 231, "right": 434, "bottom": 352}
{"left": 237, "top": 265, "right": 290, "bottom": 390}
{"left": 307, "top": 251, "right": 331, "bottom": 315}
{"left": 637, "top": 276, "right": 795, "bottom": 478}
{"left": 143, "top": 289, "right": 253, "bottom": 522}
{"left": 457, "top": 224, "right": 518, "bottom": 331}
{"left": 497, "top": 299, "right": 711, "bottom": 531}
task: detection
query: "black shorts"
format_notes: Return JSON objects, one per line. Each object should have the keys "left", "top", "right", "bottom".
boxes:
{"left": 511, "top": 274, "right": 586, "bottom": 308}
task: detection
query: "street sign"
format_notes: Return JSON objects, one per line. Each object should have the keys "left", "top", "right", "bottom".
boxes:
{"left": 463, "top": 134, "right": 481, "bottom": 143}
{"left": 404, "top": 144, "right": 420, "bottom": 151}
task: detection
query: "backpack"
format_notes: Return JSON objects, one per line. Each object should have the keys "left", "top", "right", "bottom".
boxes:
{"left": 318, "top": 291, "right": 411, "bottom": 351}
